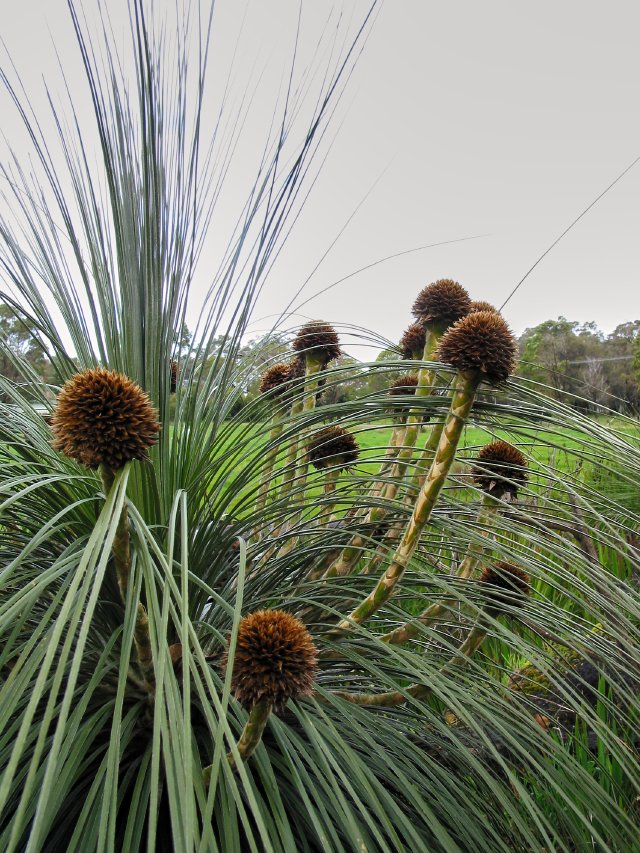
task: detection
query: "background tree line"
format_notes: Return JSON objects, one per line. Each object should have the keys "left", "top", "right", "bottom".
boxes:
{"left": 3, "top": 303, "right": 640, "bottom": 415}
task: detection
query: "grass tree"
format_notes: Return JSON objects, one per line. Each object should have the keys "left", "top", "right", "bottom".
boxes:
{"left": 1, "top": 1, "right": 640, "bottom": 851}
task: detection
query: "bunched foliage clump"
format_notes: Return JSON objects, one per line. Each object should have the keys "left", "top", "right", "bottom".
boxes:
{"left": 1, "top": 2, "right": 639, "bottom": 851}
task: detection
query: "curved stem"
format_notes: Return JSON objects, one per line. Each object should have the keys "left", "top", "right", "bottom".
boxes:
{"left": 331, "top": 371, "right": 481, "bottom": 637}
{"left": 254, "top": 415, "right": 284, "bottom": 516}
{"left": 382, "top": 494, "right": 500, "bottom": 645}
{"left": 325, "top": 622, "right": 489, "bottom": 707}
{"left": 99, "top": 464, "right": 154, "bottom": 689}
{"left": 208, "top": 699, "right": 272, "bottom": 776}
{"left": 322, "top": 337, "right": 443, "bottom": 581}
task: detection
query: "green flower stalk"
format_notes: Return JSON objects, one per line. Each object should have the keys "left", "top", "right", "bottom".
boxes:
{"left": 254, "top": 363, "right": 292, "bottom": 517}
{"left": 290, "top": 322, "right": 341, "bottom": 501}
{"left": 280, "top": 426, "right": 358, "bottom": 560}
{"left": 381, "top": 493, "right": 500, "bottom": 643}
{"left": 331, "top": 311, "right": 518, "bottom": 636}
{"left": 227, "top": 699, "right": 273, "bottom": 770}
{"left": 382, "top": 441, "right": 528, "bottom": 645}
{"left": 323, "top": 280, "right": 471, "bottom": 580}
{"left": 307, "top": 425, "right": 358, "bottom": 520}
{"left": 346, "top": 378, "right": 417, "bottom": 532}
{"left": 280, "top": 322, "right": 341, "bottom": 506}
{"left": 51, "top": 368, "right": 160, "bottom": 686}
{"left": 379, "top": 299, "right": 458, "bottom": 500}
{"left": 278, "top": 357, "right": 306, "bottom": 500}
{"left": 327, "top": 563, "right": 530, "bottom": 707}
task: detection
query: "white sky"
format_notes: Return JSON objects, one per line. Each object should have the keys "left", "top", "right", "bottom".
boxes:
{"left": 2, "top": 0, "right": 639, "bottom": 360}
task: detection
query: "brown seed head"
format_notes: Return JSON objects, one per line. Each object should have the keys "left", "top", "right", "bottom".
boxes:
{"left": 307, "top": 425, "right": 359, "bottom": 471}
{"left": 387, "top": 373, "right": 420, "bottom": 418}
{"left": 469, "top": 300, "right": 499, "bottom": 315}
{"left": 399, "top": 323, "right": 427, "bottom": 359}
{"left": 286, "top": 356, "right": 306, "bottom": 382}
{"left": 436, "top": 311, "right": 517, "bottom": 384}
{"left": 292, "top": 321, "right": 341, "bottom": 366}
{"left": 479, "top": 562, "right": 530, "bottom": 613}
{"left": 472, "top": 440, "right": 528, "bottom": 498}
{"left": 51, "top": 368, "right": 160, "bottom": 470}
{"left": 221, "top": 610, "right": 318, "bottom": 710}
{"left": 411, "top": 279, "right": 471, "bottom": 330}
{"left": 388, "top": 374, "right": 419, "bottom": 396}
{"left": 259, "top": 363, "right": 291, "bottom": 395}
{"left": 170, "top": 360, "right": 179, "bottom": 394}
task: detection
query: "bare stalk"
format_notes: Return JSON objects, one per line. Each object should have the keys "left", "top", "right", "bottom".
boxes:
{"left": 322, "top": 332, "right": 441, "bottom": 580}
{"left": 325, "top": 622, "right": 489, "bottom": 707}
{"left": 203, "top": 699, "right": 273, "bottom": 781}
{"left": 381, "top": 494, "right": 500, "bottom": 645}
{"left": 330, "top": 370, "right": 481, "bottom": 637}
{"left": 100, "top": 464, "right": 155, "bottom": 688}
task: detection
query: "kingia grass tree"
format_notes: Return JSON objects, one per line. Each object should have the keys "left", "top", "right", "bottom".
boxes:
{"left": 2, "top": 2, "right": 640, "bottom": 852}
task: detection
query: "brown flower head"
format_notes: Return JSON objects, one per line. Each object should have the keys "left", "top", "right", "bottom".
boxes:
{"left": 292, "top": 321, "right": 341, "bottom": 367}
{"left": 399, "top": 322, "right": 427, "bottom": 359}
{"left": 51, "top": 368, "right": 160, "bottom": 470}
{"left": 387, "top": 373, "right": 421, "bottom": 419}
{"left": 411, "top": 279, "right": 471, "bottom": 331}
{"left": 286, "top": 356, "right": 306, "bottom": 382}
{"left": 170, "top": 360, "right": 179, "bottom": 394}
{"left": 436, "top": 311, "right": 517, "bottom": 384}
{"left": 472, "top": 440, "right": 528, "bottom": 498}
{"left": 221, "top": 610, "right": 318, "bottom": 710}
{"left": 479, "top": 562, "right": 530, "bottom": 614}
{"left": 259, "top": 363, "right": 291, "bottom": 396}
{"left": 469, "top": 300, "right": 499, "bottom": 315}
{"left": 307, "top": 425, "right": 359, "bottom": 471}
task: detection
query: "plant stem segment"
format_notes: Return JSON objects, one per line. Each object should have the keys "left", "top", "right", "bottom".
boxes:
{"left": 203, "top": 699, "right": 273, "bottom": 781}
{"left": 254, "top": 416, "right": 284, "bottom": 516}
{"left": 99, "top": 464, "right": 154, "bottom": 688}
{"left": 331, "top": 370, "right": 481, "bottom": 636}
{"left": 322, "top": 333, "right": 442, "bottom": 580}
{"left": 280, "top": 357, "right": 321, "bottom": 504}
{"left": 381, "top": 494, "right": 499, "bottom": 645}
{"left": 326, "top": 622, "right": 488, "bottom": 707}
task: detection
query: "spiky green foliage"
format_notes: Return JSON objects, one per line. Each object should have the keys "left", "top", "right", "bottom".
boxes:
{"left": 1, "top": 3, "right": 640, "bottom": 852}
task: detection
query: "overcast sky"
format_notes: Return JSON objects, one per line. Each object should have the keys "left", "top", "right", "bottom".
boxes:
{"left": 2, "top": 0, "right": 639, "bottom": 359}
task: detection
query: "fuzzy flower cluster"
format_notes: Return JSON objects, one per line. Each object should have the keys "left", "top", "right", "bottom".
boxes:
{"left": 222, "top": 610, "right": 318, "bottom": 710}
{"left": 51, "top": 368, "right": 160, "bottom": 470}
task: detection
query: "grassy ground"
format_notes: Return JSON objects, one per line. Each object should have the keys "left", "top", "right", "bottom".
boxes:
{"left": 213, "top": 412, "right": 640, "bottom": 521}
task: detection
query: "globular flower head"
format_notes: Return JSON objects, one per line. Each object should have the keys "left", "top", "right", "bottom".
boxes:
{"left": 469, "top": 300, "right": 499, "bottom": 315}
{"left": 387, "top": 373, "right": 421, "bottom": 419}
{"left": 479, "top": 562, "right": 530, "bottom": 614}
{"left": 307, "top": 425, "right": 359, "bottom": 471}
{"left": 51, "top": 368, "right": 160, "bottom": 470}
{"left": 399, "top": 323, "right": 427, "bottom": 359}
{"left": 259, "top": 363, "right": 291, "bottom": 396}
{"left": 292, "top": 321, "right": 341, "bottom": 367}
{"left": 221, "top": 610, "right": 318, "bottom": 710}
{"left": 436, "top": 311, "right": 517, "bottom": 384}
{"left": 472, "top": 440, "right": 528, "bottom": 498}
{"left": 286, "top": 356, "right": 306, "bottom": 382}
{"left": 412, "top": 279, "right": 471, "bottom": 331}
